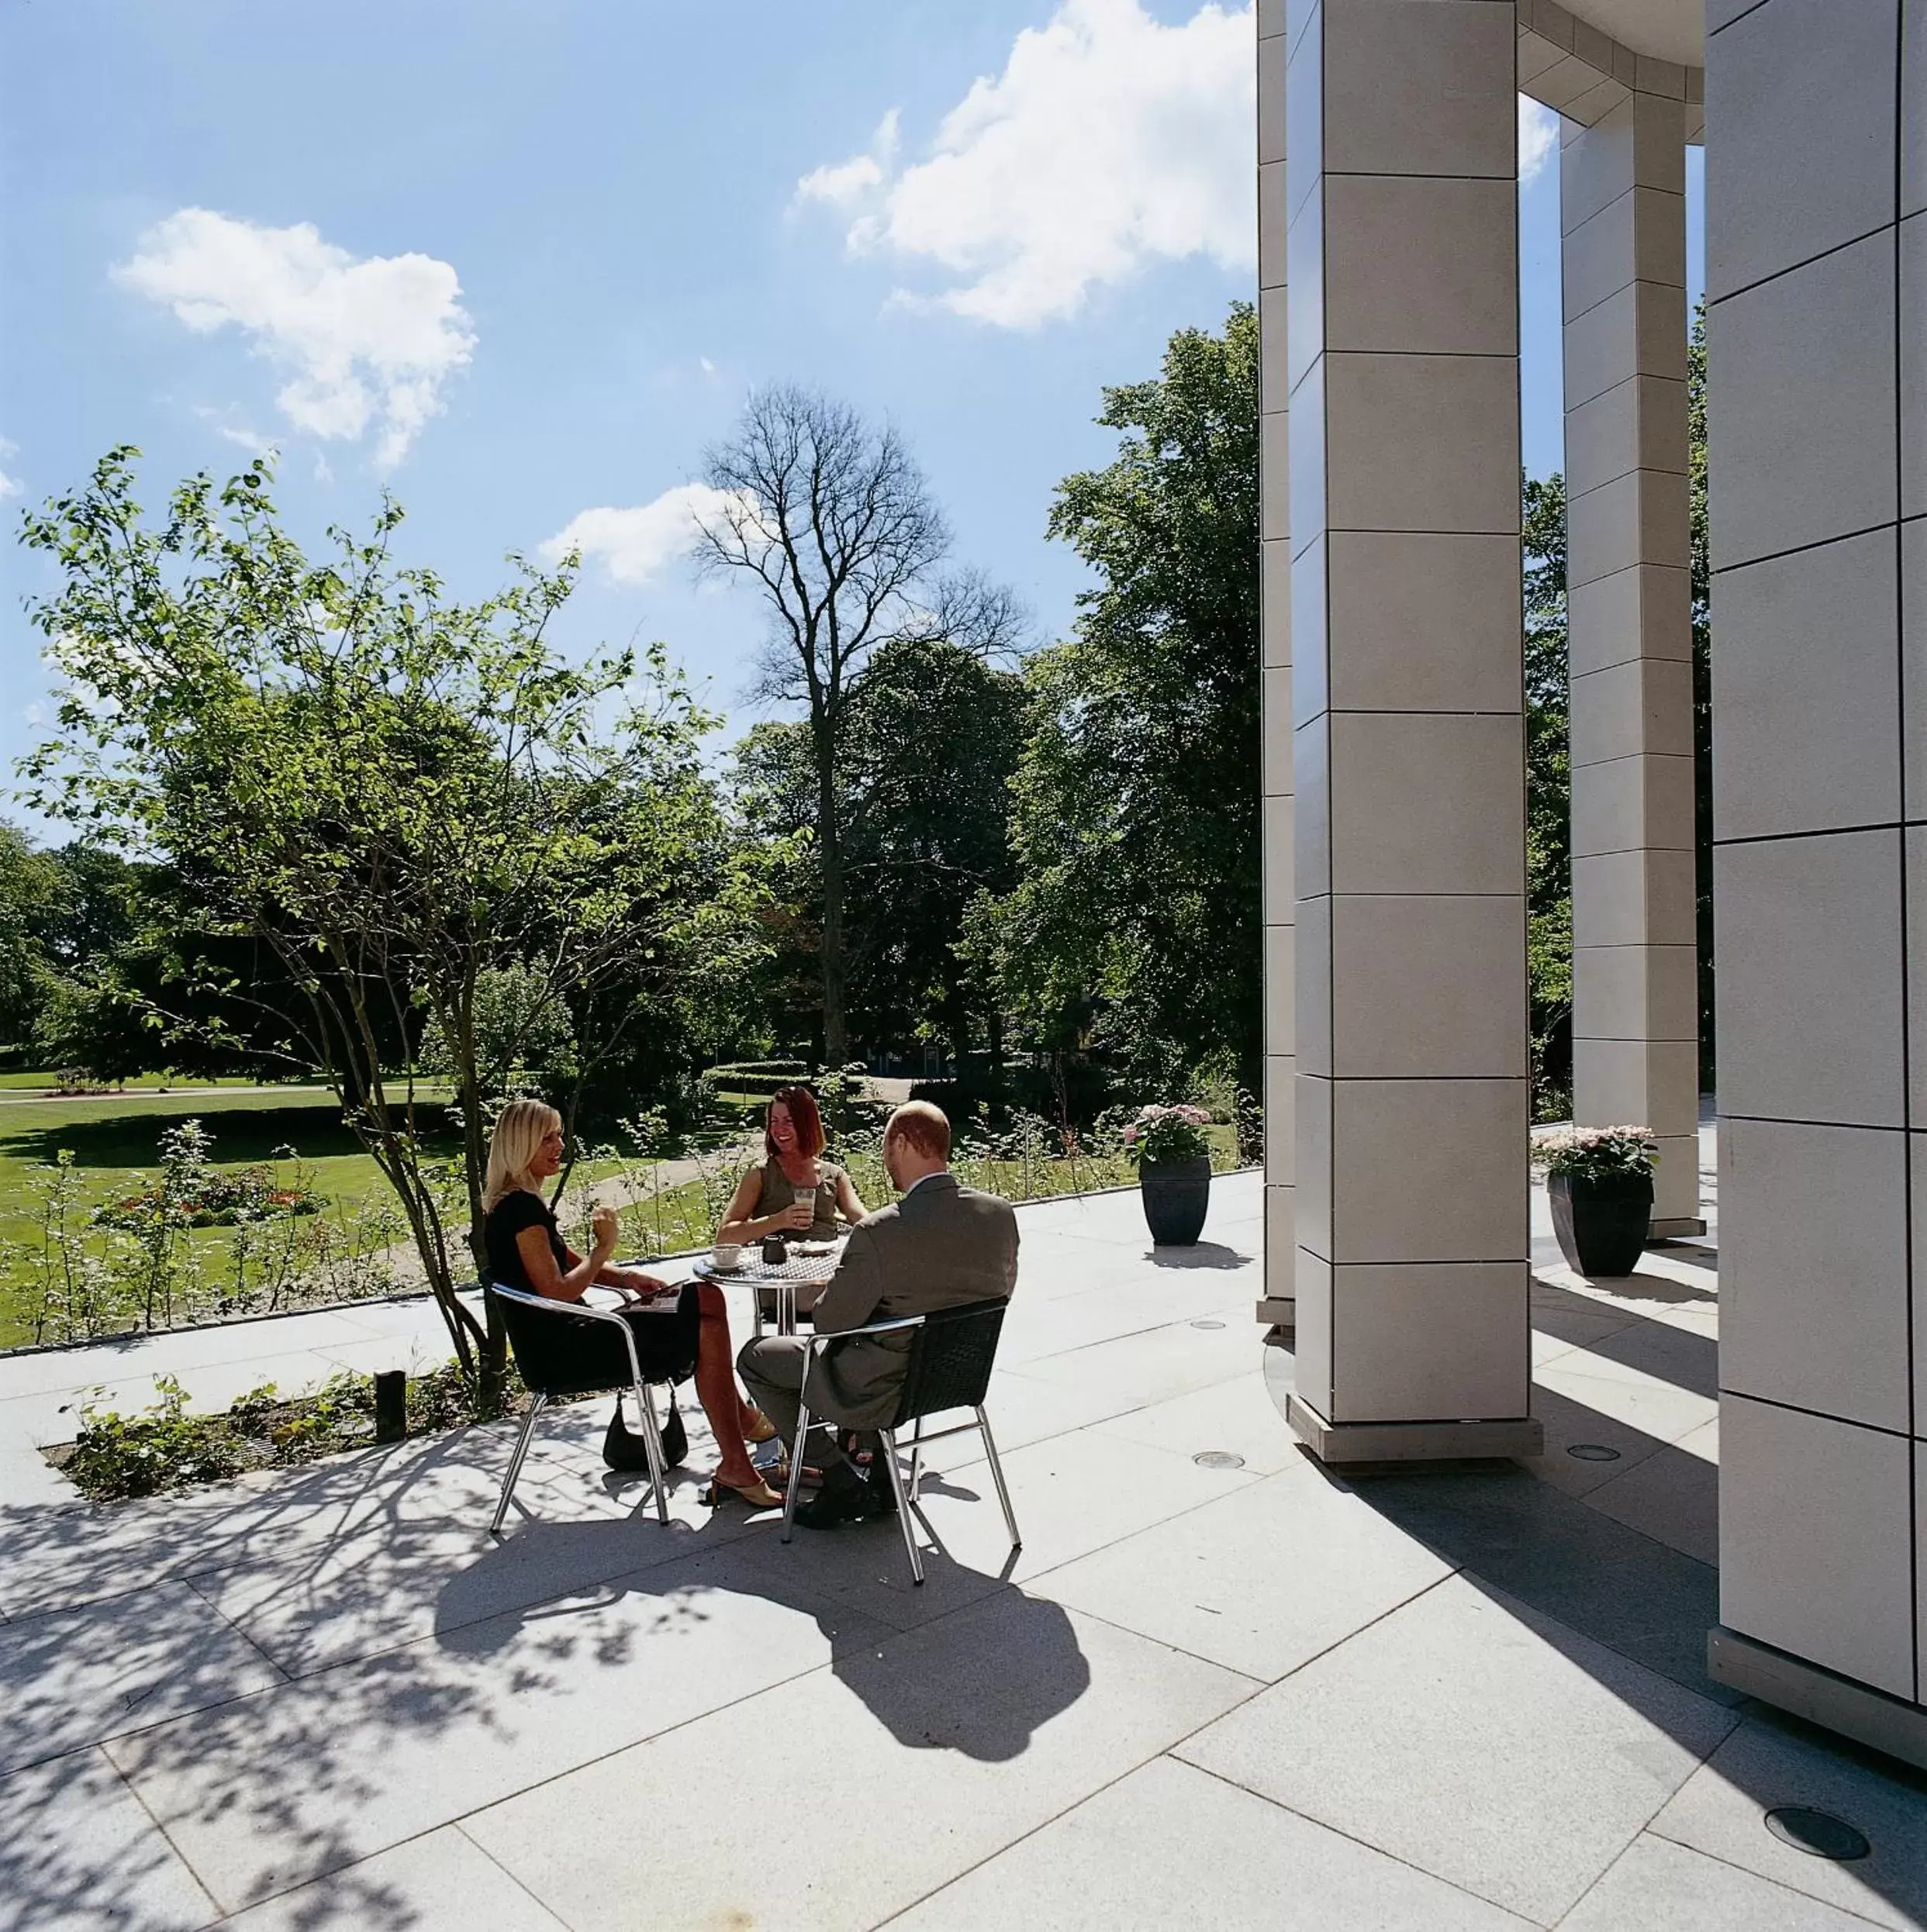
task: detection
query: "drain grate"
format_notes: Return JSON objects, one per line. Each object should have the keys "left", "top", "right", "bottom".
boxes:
{"left": 1191, "top": 1319, "right": 1226, "bottom": 1330}
{"left": 1566, "top": 1443, "right": 1622, "bottom": 1462}
{"left": 1193, "top": 1450, "right": 1246, "bottom": 1470}
{"left": 1764, "top": 1808, "right": 1871, "bottom": 1861}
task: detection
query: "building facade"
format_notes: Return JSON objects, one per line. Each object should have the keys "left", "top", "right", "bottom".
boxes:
{"left": 1257, "top": 0, "right": 1927, "bottom": 1772}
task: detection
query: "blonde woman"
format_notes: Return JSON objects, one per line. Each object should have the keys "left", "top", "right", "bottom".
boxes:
{"left": 482, "top": 1099, "right": 782, "bottom": 1507}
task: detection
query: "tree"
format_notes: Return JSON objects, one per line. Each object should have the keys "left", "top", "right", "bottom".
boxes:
{"left": 19, "top": 449, "right": 763, "bottom": 1392}
{"left": 0, "top": 823, "right": 60, "bottom": 1049}
{"left": 971, "top": 304, "right": 1262, "bottom": 1095}
{"left": 728, "top": 635, "right": 1024, "bottom": 1064}
{"left": 1522, "top": 471, "right": 1573, "bottom": 1116}
{"left": 696, "top": 386, "right": 962, "bottom": 1064}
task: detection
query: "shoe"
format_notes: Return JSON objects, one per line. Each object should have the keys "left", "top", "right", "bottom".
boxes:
{"left": 793, "top": 1471, "right": 894, "bottom": 1530}
{"left": 744, "top": 1409, "right": 778, "bottom": 1445}
{"left": 705, "top": 1475, "right": 786, "bottom": 1509}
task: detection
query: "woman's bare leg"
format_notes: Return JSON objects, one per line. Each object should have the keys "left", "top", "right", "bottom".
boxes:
{"left": 692, "top": 1282, "right": 761, "bottom": 1486}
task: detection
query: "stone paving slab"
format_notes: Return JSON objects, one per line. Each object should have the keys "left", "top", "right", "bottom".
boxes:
{"left": 219, "top": 1826, "right": 569, "bottom": 1932}
{"left": 1558, "top": 1835, "right": 1894, "bottom": 1931}
{"left": 461, "top": 1592, "right": 1259, "bottom": 1932}
{"left": 1646, "top": 1713, "right": 1927, "bottom": 1931}
{"left": 1034, "top": 1461, "right": 1456, "bottom": 1682}
{"left": 0, "top": 1744, "right": 219, "bottom": 1932}
{"left": 1176, "top": 1575, "right": 1741, "bottom": 1926}
{"left": 882, "top": 1754, "right": 1535, "bottom": 1932}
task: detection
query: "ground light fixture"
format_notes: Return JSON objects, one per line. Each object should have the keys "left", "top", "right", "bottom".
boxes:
{"left": 1763, "top": 1807, "right": 1871, "bottom": 1861}
{"left": 1193, "top": 1451, "right": 1245, "bottom": 1469}
{"left": 1566, "top": 1443, "right": 1622, "bottom": 1462}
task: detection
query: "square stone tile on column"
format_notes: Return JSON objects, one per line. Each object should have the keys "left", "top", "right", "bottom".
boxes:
{"left": 1706, "top": 0, "right": 1901, "bottom": 301}
{"left": 1716, "top": 828, "right": 1905, "bottom": 1129}
{"left": 1715, "top": 530, "right": 1901, "bottom": 841}
{"left": 1572, "top": 940, "right": 1697, "bottom": 1043}
{"left": 1721, "top": 1118, "right": 1911, "bottom": 1434}
{"left": 1710, "top": 231, "right": 1899, "bottom": 570}
{"left": 1569, "top": 561, "right": 1691, "bottom": 675}
{"left": 1572, "top": 844, "right": 1695, "bottom": 948}
{"left": 1571, "top": 752, "right": 1696, "bottom": 861}
{"left": 1718, "top": 1394, "right": 1915, "bottom": 1701}
{"left": 1329, "top": 1261, "right": 1530, "bottom": 1419}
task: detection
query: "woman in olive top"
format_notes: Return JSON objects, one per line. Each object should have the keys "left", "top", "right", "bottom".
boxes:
{"left": 716, "top": 1085, "right": 868, "bottom": 1249}
{"left": 483, "top": 1098, "right": 782, "bottom": 1508}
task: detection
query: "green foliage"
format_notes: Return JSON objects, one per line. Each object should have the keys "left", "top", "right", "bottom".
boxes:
{"left": 59, "top": 1361, "right": 515, "bottom": 1502}
{"left": 18, "top": 449, "right": 766, "bottom": 1389}
{"left": 1521, "top": 471, "right": 1573, "bottom": 1121}
{"left": 1535, "top": 1125, "right": 1659, "bottom": 1184}
{"left": 970, "top": 303, "right": 1260, "bottom": 1093}
{"left": 418, "top": 961, "right": 578, "bottom": 1099}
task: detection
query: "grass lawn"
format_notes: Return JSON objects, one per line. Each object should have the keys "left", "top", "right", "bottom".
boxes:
{"left": 0, "top": 1070, "right": 295, "bottom": 1093}
{"left": 0, "top": 1088, "right": 461, "bottom": 1350}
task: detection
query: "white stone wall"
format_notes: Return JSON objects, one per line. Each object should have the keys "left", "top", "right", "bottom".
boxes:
{"left": 1708, "top": 0, "right": 1926, "bottom": 1718}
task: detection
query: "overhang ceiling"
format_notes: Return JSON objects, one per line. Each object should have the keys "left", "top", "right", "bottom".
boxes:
{"left": 1562, "top": 0, "right": 1704, "bottom": 69}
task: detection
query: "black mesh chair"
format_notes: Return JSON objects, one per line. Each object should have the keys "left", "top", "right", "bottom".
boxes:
{"left": 486, "top": 1282, "right": 698, "bottom": 1534}
{"left": 779, "top": 1296, "right": 1020, "bottom": 1585}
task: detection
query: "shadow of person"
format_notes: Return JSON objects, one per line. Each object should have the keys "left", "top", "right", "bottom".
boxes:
{"left": 829, "top": 1584, "right": 1090, "bottom": 1763}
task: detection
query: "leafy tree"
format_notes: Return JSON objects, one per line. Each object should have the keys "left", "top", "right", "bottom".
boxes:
{"left": 419, "top": 961, "right": 578, "bottom": 1098}
{"left": 0, "top": 823, "right": 60, "bottom": 1048}
{"left": 1522, "top": 472, "right": 1573, "bottom": 1117}
{"left": 971, "top": 303, "right": 1261, "bottom": 1094}
{"left": 1689, "top": 302, "right": 1714, "bottom": 1085}
{"left": 19, "top": 449, "right": 762, "bottom": 1391}
{"left": 696, "top": 387, "right": 1022, "bottom": 1063}
{"left": 729, "top": 634, "right": 1024, "bottom": 1064}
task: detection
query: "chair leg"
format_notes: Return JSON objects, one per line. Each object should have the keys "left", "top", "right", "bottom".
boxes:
{"left": 908, "top": 1415, "right": 924, "bottom": 1500}
{"left": 489, "top": 1393, "right": 546, "bottom": 1536}
{"left": 876, "top": 1427, "right": 924, "bottom": 1585}
{"left": 977, "top": 1407, "right": 1021, "bottom": 1552}
{"left": 631, "top": 1381, "right": 671, "bottom": 1526}
{"left": 780, "top": 1400, "right": 811, "bottom": 1544}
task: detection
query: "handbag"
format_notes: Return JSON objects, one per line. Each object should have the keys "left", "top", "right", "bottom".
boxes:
{"left": 603, "top": 1395, "right": 686, "bottom": 1471}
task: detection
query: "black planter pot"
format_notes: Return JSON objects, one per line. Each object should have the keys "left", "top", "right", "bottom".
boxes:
{"left": 1140, "top": 1155, "right": 1210, "bottom": 1246}
{"left": 1549, "top": 1171, "right": 1652, "bottom": 1278}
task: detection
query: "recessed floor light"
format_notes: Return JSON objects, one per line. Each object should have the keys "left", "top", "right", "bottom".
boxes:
{"left": 1191, "top": 1319, "right": 1226, "bottom": 1330}
{"left": 1193, "top": 1450, "right": 1246, "bottom": 1469}
{"left": 1764, "top": 1807, "right": 1871, "bottom": 1861}
{"left": 1566, "top": 1443, "right": 1622, "bottom": 1462}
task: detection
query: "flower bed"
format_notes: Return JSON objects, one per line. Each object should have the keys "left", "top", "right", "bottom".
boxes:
{"left": 92, "top": 1164, "right": 327, "bottom": 1231}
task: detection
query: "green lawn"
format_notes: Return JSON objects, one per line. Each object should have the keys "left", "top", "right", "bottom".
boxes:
{"left": 0, "top": 1070, "right": 295, "bottom": 1093}
{"left": 0, "top": 1088, "right": 460, "bottom": 1350}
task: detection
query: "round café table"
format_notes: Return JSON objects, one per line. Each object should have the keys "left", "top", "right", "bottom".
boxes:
{"left": 691, "top": 1242, "right": 844, "bottom": 1337}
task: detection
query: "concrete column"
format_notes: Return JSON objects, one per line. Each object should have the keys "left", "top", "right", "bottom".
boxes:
{"left": 1256, "top": 0, "right": 1295, "bottom": 1329}
{"left": 1285, "top": 0, "right": 1539, "bottom": 1464}
{"left": 1704, "top": 0, "right": 1927, "bottom": 1770}
{"left": 1560, "top": 88, "right": 1702, "bottom": 1236}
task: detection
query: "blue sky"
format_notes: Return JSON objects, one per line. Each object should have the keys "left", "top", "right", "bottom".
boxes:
{"left": 0, "top": 0, "right": 1702, "bottom": 838}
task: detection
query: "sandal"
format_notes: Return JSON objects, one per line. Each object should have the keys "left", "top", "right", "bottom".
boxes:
{"left": 705, "top": 1475, "right": 786, "bottom": 1509}
{"left": 744, "top": 1409, "right": 779, "bottom": 1445}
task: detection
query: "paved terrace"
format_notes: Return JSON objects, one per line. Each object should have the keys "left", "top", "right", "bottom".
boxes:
{"left": 2, "top": 1157, "right": 1925, "bottom": 1930}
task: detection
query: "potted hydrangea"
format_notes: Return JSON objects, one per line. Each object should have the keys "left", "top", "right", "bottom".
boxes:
{"left": 1124, "top": 1103, "right": 1214, "bottom": 1245}
{"left": 1535, "top": 1125, "right": 1658, "bottom": 1278}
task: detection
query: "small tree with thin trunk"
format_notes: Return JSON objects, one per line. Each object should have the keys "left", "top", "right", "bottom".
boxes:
{"left": 696, "top": 386, "right": 957, "bottom": 1064}
{"left": 19, "top": 449, "right": 761, "bottom": 1395}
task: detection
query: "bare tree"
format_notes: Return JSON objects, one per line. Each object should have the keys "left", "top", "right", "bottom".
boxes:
{"left": 696, "top": 385, "right": 950, "bottom": 1064}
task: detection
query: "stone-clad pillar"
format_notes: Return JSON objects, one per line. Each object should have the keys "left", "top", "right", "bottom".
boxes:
{"left": 1560, "top": 88, "right": 1702, "bottom": 1235}
{"left": 1285, "top": 0, "right": 1538, "bottom": 1462}
{"left": 1704, "top": 0, "right": 1927, "bottom": 1771}
{"left": 1256, "top": 0, "right": 1295, "bottom": 1328}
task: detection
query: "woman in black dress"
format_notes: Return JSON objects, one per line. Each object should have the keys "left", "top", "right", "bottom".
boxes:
{"left": 482, "top": 1099, "right": 782, "bottom": 1507}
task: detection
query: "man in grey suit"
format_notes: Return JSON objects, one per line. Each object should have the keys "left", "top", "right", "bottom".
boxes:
{"left": 737, "top": 1100, "right": 1018, "bottom": 1530}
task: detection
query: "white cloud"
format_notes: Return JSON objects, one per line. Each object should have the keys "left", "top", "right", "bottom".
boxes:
{"left": 1519, "top": 95, "right": 1558, "bottom": 185}
{"left": 797, "top": 0, "right": 1253, "bottom": 327}
{"left": 0, "top": 434, "right": 19, "bottom": 499}
{"left": 796, "top": 109, "right": 901, "bottom": 215}
{"left": 116, "top": 209, "right": 475, "bottom": 467}
{"left": 540, "top": 482, "right": 746, "bottom": 586}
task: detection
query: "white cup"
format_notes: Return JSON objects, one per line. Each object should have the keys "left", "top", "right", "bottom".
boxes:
{"left": 711, "top": 1243, "right": 743, "bottom": 1271}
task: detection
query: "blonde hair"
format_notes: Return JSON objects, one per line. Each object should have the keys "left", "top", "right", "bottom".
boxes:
{"left": 483, "top": 1099, "right": 563, "bottom": 1211}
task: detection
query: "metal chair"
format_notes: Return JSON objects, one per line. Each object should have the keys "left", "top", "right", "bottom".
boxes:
{"left": 485, "top": 1282, "right": 692, "bottom": 1533}
{"left": 779, "top": 1296, "right": 1020, "bottom": 1585}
